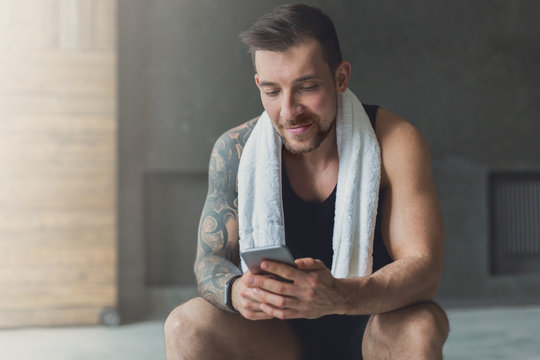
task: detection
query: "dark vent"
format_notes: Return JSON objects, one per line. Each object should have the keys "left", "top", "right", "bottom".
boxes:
{"left": 490, "top": 172, "right": 540, "bottom": 275}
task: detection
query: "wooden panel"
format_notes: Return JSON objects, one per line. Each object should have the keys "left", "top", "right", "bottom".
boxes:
{"left": 57, "top": 0, "right": 95, "bottom": 50}
{"left": 0, "top": 113, "right": 116, "bottom": 132}
{"left": 0, "top": 131, "right": 114, "bottom": 166}
{"left": 0, "top": 229, "right": 115, "bottom": 249}
{"left": 0, "top": 265, "right": 116, "bottom": 286}
{"left": 0, "top": 238, "right": 115, "bottom": 266}
{"left": 0, "top": 95, "right": 115, "bottom": 115}
{"left": 0, "top": 286, "right": 116, "bottom": 309}
{"left": 0, "top": 308, "right": 106, "bottom": 328}
{"left": 0, "top": 52, "right": 116, "bottom": 95}
{"left": 94, "top": 0, "right": 116, "bottom": 50}
{"left": 0, "top": 0, "right": 56, "bottom": 50}
{"left": 0, "top": 179, "right": 114, "bottom": 210}
{"left": 0, "top": 0, "right": 117, "bottom": 327}
{"left": 0, "top": 211, "right": 114, "bottom": 233}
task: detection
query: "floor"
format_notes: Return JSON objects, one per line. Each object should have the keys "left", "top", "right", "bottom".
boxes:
{"left": 0, "top": 306, "right": 539, "bottom": 360}
{"left": 444, "top": 305, "right": 540, "bottom": 360}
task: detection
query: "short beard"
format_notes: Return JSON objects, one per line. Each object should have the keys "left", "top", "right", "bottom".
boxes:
{"left": 281, "top": 118, "right": 336, "bottom": 155}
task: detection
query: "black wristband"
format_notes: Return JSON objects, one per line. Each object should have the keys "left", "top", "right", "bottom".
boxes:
{"left": 224, "top": 275, "right": 242, "bottom": 312}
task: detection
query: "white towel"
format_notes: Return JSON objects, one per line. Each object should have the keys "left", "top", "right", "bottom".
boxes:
{"left": 237, "top": 89, "right": 381, "bottom": 278}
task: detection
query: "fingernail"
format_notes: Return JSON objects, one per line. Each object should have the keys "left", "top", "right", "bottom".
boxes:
{"left": 261, "top": 262, "right": 269, "bottom": 270}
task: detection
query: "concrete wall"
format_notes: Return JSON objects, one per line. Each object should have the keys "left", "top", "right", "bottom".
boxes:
{"left": 117, "top": 0, "right": 540, "bottom": 320}
{"left": 327, "top": 1, "right": 540, "bottom": 306}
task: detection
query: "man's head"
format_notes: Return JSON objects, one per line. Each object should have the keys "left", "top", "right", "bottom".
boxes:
{"left": 239, "top": 4, "right": 343, "bottom": 74}
{"left": 240, "top": 4, "right": 350, "bottom": 155}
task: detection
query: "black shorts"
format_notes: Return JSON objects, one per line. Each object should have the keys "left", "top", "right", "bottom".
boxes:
{"left": 287, "top": 314, "right": 370, "bottom": 360}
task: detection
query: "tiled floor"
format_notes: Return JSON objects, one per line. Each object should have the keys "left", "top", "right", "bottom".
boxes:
{"left": 0, "top": 306, "right": 539, "bottom": 359}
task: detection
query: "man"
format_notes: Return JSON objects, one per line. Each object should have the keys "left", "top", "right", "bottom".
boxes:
{"left": 165, "top": 4, "right": 449, "bottom": 359}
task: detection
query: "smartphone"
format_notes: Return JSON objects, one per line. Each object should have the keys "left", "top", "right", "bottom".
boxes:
{"left": 240, "top": 245, "right": 295, "bottom": 275}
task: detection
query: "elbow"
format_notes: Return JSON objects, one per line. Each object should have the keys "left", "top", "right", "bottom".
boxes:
{"left": 416, "top": 256, "right": 442, "bottom": 302}
{"left": 423, "top": 264, "right": 442, "bottom": 301}
{"left": 415, "top": 279, "right": 438, "bottom": 304}
{"left": 423, "top": 281, "right": 439, "bottom": 302}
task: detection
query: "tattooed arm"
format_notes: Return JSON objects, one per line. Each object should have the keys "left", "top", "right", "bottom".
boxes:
{"left": 194, "top": 118, "right": 257, "bottom": 311}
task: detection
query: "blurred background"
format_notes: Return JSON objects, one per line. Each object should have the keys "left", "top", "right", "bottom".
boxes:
{"left": 0, "top": 0, "right": 539, "bottom": 358}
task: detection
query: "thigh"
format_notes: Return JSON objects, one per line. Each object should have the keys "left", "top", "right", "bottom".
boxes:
{"left": 165, "top": 297, "right": 302, "bottom": 360}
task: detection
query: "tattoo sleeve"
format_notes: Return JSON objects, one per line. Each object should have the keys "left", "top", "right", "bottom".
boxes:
{"left": 194, "top": 119, "right": 256, "bottom": 311}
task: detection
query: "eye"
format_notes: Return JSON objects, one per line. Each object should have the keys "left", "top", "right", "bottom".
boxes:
{"left": 264, "top": 90, "right": 280, "bottom": 97}
{"left": 300, "top": 84, "right": 318, "bottom": 92}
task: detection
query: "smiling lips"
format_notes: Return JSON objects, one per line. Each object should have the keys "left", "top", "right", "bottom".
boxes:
{"left": 285, "top": 122, "right": 312, "bottom": 135}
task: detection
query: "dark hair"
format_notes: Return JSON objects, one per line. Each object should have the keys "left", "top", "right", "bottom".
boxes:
{"left": 239, "top": 4, "right": 343, "bottom": 73}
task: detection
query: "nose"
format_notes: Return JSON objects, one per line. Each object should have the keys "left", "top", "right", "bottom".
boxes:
{"left": 280, "top": 91, "right": 303, "bottom": 121}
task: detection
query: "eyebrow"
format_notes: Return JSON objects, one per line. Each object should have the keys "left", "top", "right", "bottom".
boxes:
{"left": 258, "top": 74, "right": 321, "bottom": 87}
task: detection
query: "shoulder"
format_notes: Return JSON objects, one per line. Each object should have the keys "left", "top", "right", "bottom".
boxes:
{"left": 374, "top": 108, "right": 433, "bottom": 189}
{"left": 207, "top": 116, "right": 259, "bottom": 193}
{"left": 205, "top": 117, "right": 259, "bottom": 205}
{"left": 211, "top": 116, "right": 259, "bottom": 163}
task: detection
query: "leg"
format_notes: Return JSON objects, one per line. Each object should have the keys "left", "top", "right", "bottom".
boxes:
{"left": 164, "top": 297, "right": 302, "bottom": 360}
{"left": 362, "top": 301, "right": 449, "bottom": 360}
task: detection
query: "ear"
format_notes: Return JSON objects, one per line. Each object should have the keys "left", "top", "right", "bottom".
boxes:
{"left": 335, "top": 61, "right": 351, "bottom": 94}
{"left": 254, "top": 73, "right": 260, "bottom": 88}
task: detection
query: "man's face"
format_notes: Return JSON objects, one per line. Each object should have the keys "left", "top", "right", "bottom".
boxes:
{"left": 254, "top": 39, "right": 346, "bottom": 154}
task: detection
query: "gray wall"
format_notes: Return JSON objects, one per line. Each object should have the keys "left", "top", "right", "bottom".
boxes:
{"left": 118, "top": 0, "right": 540, "bottom": 321}
{"left": 328, "top": 1, "right": 540, "bottom": 306}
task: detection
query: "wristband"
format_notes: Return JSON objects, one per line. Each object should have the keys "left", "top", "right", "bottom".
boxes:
{"left": 224, "top": 275, "right": 242, "bottom": 312}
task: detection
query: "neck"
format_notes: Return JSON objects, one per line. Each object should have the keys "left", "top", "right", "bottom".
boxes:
{"left": 282, "top": 122, "right": 339, "bottom": 203}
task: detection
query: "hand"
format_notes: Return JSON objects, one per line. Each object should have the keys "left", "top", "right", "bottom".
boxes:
{"left": 243, "top": 258, "right": 349, "bottom": 320}
{"left": 230, "top": 271, "right": 276, "bottom": 320}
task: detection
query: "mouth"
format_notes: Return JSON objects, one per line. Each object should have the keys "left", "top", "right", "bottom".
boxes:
{"left": 285, "top": 122, "right": 312, "bottom": 136}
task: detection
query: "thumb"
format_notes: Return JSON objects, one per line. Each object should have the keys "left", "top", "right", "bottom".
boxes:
{"left": 295, "top": 257, "right": 326, "bottom": 270}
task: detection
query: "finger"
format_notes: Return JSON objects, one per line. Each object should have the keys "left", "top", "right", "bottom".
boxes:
{"left": 239, "top": 285, "right": 265, "bottom": 304}
{"left": 236, "top": 278, "right": 270, "bottom": 308}
{"left": 240, "top": 297, "right": 265, "bottom": 311}
{"left": 241, "top": 273, "right": 275, "bottom": 288}
{"left": 242, "top": 303, "right": 267, "bottom": 314}
{"left": 294, "top": 257, "right": 327, "bottom": 270}
{"left": 236, "top": 291, "right": 273, "bottom": 319}
{"left": 245, "top": 274, "right": 298, "bottom": 297}
{"left": 241, "top": 307, "right": 274, "bottom": 321}
{"left": 251, "top": 287, "right": 297, "bottom": 309}
{"left": 259, "top": 302, "right": 303, "bottom": 320}
{"left": 260, "top": 260, "right": 305, "bottom": 282}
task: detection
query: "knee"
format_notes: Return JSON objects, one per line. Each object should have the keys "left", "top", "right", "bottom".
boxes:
{"left": 402, "top": 302, "right": 449, "bottom": 346}
{"left": 164, "top": 297, "right": 211, "bottom": 343}
{"left": 369, "top": 302, "right": 449, "bottom": 348}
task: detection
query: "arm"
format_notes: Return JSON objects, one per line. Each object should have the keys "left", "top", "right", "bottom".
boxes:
{"left": 245, "top": 110, "right": 444, "bottom": 318}
{"left": 194, "top": 119, "right": 256, "bottom": 311}
{"left": 338, "top": 109, "right": 444, "bottom": 315}
{"left": 195, "top": 117, "right": 292, "bottom": 319}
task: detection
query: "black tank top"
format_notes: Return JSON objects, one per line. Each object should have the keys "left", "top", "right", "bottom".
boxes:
{"left": 282, "top": 104, "right": 392, "bottom": 272}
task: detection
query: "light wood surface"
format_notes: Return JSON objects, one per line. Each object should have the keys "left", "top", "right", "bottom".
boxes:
{"left": 0, "top": 0, "right": 117, "bottom": 327}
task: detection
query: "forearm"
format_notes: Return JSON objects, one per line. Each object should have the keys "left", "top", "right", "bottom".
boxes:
{"left": 192, "top": 121, "right": 256, "bottom": 312}
{"left": 338, "top": 255, "right": 441, "bottom": 315}
{"left": 195, "top": 254, "right": 242, "bottom": 311}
